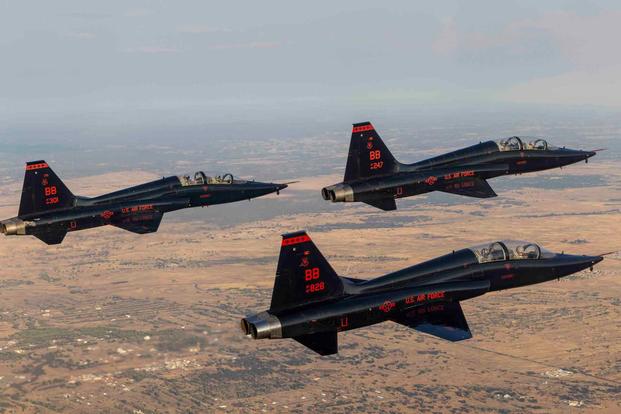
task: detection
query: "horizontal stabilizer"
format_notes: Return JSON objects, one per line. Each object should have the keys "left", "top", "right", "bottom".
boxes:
{"left": 391, "top": 301, "right": 472, "bottom": 342}
{"left": 438, "top": 177, "right": 497, "bottom": 199}
{"left": 293, "top": 331, "right": 338, "bottom": 356}
{"left": 363, "top": 198, "right": 397, "bottom": 211}
{"left": 34, "top": 229, "right": 68, "bottom": 245}
{"left": 112, "top": 212, "right": 163, "bottom": 234}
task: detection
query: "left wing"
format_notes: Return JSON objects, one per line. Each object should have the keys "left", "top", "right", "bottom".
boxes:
{"left": 112, "top": 212, "right": 163, "bottom": 234}
{"left": 390, "top": 301, "right": 472, "bottom": 341}
{"left": 437, "top": 176, "right": 497, "bottom": 199}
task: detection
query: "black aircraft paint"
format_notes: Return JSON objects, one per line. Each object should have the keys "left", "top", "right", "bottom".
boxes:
{"left": 0, "top": 161, "right": 289, "bottom": 244}
{"left": 241, "top": 231, "right": 603, "bottom": 356}
{"left": 321, "top": 122, "right": 598, "bottom": 211}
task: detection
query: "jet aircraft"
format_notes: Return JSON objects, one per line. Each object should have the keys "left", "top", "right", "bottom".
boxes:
{"left": 0, "top": 160, "right": 288, "bottom": 244}
{"left": 241, "top": 231, "right": 604, "bottom": 355}
{"left": 321, "top": 122, "right": 598, "bottom": 210}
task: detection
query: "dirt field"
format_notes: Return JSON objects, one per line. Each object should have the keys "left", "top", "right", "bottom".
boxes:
{"left": 0, "top": 161, "right": 619, "bottom": 413}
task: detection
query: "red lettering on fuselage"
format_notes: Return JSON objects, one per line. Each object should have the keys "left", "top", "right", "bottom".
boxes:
{"left": 444, "top": 170, "right": 475, "bottom": 180}
{"left": 121, "top": 204, "right": 154, "bottom": 214}
{"left": 427, "top": 291, "right": 445, "bottom": 300}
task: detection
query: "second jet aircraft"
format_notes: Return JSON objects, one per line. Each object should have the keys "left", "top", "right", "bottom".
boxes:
{"left": 322, "top": 122, "right": 597, "bottom": 210}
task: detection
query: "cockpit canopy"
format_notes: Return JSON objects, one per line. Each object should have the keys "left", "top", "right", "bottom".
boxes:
{"left": 496, "top": 136, "right": 558, "bottom": 152}
{"left": 178, "top": 171, "right": 238, "bottom": 186}
{"left": 469, "top": 240, "right": 555, "bottom": 263}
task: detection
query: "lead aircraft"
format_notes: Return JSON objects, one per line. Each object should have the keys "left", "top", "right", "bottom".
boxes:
{"left": 1, "top": 160, "right": 288, "bottom": 244}
{"left": 321, "top": 122, "right": 598, "bottom": 210}
{"left": 242, "top": 231, "right": 604, "bottom": 355}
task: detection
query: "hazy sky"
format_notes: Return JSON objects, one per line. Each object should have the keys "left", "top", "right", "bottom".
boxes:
{"left": 1, "top": 1, "right": 620, "bottom": 125}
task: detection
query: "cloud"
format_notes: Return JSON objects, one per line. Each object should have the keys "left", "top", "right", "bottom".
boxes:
{"left": 501, "top": 65, "right": 621, "bottom": 107}
{"left": 67, "top": 32, "right": 96, "bottom": 40}
{"left": 124, "top": 8, "right": 152, "bottom": 18}
{"left": 526, "top": 10, "right": 621, "bottom": 68}
{"left": 124, "top": 46, "right": 180, "bottom": 54}
{"left": 178, "top": 25, "right": 233, "bottom": 34}
{"left": 209, "top": 41, "right": 281, "bottom": 50}
{"left": 434, "top": 9, "right": 621, "bottom": 107}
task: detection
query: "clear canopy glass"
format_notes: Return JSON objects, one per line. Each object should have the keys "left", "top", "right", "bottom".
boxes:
{"left": 496, "top": 136, "right": 557, "bottom": 152}
{"left": 469, "top": 240, "right": 554, "bottom": 263}
{"left": 178, "top": 172, "right": 237, "bottom": 186}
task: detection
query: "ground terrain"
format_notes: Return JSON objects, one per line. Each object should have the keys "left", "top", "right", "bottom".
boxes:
{"left": 0, "top": 122, "right": 619, "bottom": 413}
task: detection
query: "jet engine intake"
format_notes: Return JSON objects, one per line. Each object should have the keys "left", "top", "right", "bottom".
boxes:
{"left": 240, "top": 312, "right": 282, "bottom": 339}
{"left": 321, "top": 183, "right": 354, "bottom": 202}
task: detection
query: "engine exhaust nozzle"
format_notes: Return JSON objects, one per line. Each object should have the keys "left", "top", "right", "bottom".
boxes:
{"left": 321, "top": 183, "right": 354, "bottom": 202}
{"left": 240, "top": 312, "right": 282, "bottom": 339}
{"left": 0, "top": 218, "right": 28, "bottom": 236}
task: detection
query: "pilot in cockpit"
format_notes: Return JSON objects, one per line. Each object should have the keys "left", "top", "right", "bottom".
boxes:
{"left": 194, "top": 171, "right": 207, "bottom": 185}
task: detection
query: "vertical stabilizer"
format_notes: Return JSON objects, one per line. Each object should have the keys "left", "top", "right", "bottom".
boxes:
{"left": 19, "top": 161, "right": 75, "bottom": 217}
{"left": 344, "top": 122, "right": 399, "bottom": 182}
{"left": 269, "top": 231, "right": 344, "bottom": 312}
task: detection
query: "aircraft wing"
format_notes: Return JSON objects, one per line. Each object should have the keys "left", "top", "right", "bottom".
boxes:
{"left": 112, "top": 212, "right": 164, "bottom": 234}
{"left": 33, "top": 228, "right": 68, "bottom": 245}
{"left": 390, "top": 301, "right": 472, "bottom": 341}
{"left": 293, "top": 331, "right": 338, "bottom": 356}
{"left": 437, "top": 176, "right": 497, "bottom": 198}
{"left": 363, "top": 198, "right": 397, "bottom": 211}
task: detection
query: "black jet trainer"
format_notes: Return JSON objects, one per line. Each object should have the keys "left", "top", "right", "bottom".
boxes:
{"left": 322, "top": 122, "right": 598, "bottom": 211}
{"left": 1, "top": 161, "right": 289, "bottom": 244}
{"left": 242, "top": 231, "right": 603, "bottom": 355}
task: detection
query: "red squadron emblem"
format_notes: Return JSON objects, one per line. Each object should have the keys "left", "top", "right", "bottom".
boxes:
{"left": 299, "top": 256, "right": 310, "bottom": 268}
{"left": 424, "top": 176, "right": 438, "bottom": 186}
{"left": 504, "top": 263, "right": 512, "bottom": 270}
{"left": 100, "top": 210, "right": 114, "bottom": 220}
{"left": 367, "top": 141, "right": 374, "bottom": 150}
{"left": 379, "top": 300, "right": 396, "bottom": 313}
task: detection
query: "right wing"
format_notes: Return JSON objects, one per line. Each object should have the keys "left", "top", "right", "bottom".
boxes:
{"left": 437, "top": 176, "right": 497, "bottom": 199}
{"left": 111, "top": 212, "right": 163, "bottom": 234}
{"left": 390, "top": 301, "right": 472, "bottom": 341}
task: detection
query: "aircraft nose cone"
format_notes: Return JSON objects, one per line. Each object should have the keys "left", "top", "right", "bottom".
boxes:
{"left": 586, "top": 150, "right": 597, "bottom": 159}
{"left": 574, "top": 254, "right": 603, "bottom": 270}
{"left": 590, "top": 255, "right": 604, "bottom": 265}
{"left": 277, "top": 183, "right": 288, "bottom": 191}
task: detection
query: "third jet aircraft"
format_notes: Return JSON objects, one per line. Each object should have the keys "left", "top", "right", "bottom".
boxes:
{"left": 321, "top": 122, "right": 598, "bottom": 210}
{"left": 242, "top": 231, "right": 604, "bottom": 355}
